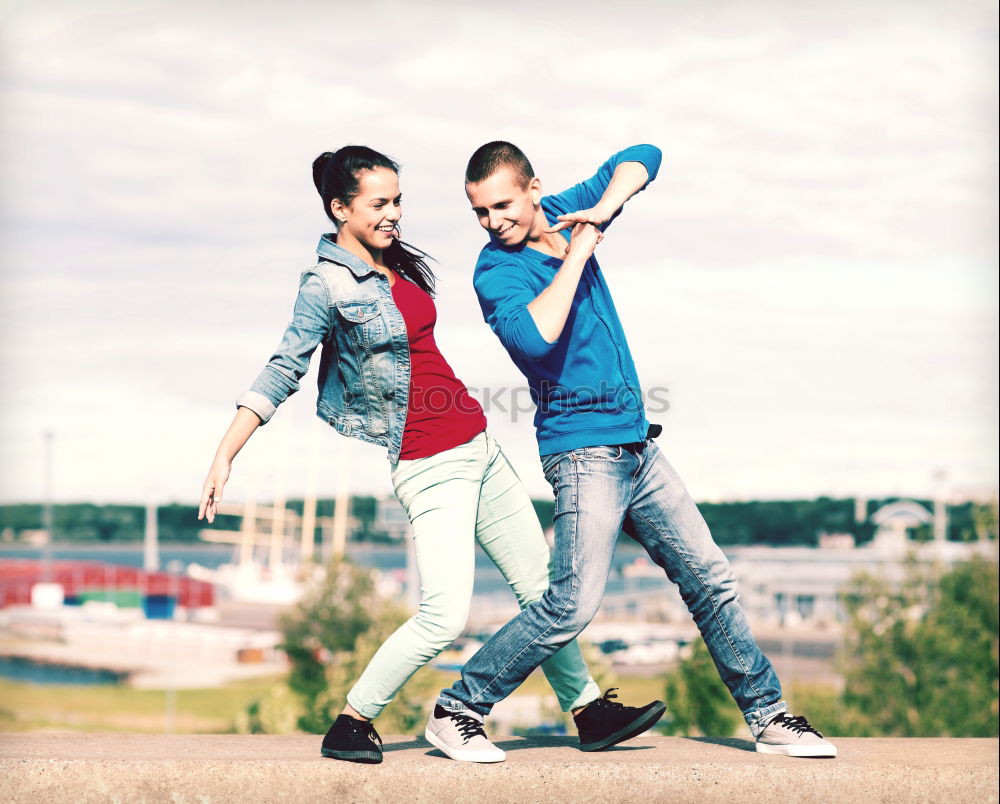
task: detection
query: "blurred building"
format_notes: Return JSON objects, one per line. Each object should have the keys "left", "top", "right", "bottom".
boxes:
{"left": 731, "top": 498, "right": 995, "bottom": 626}
{"left": 374, "top": 496, "right": 411, "bottom": 542}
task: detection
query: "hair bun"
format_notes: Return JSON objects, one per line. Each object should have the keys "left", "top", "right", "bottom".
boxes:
{"left": 312, "top": 151, "right": 335, "bottom": 192}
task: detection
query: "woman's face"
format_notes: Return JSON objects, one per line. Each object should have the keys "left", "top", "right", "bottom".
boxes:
{"left": 335, "top": 167, "right": 402, "bottom": 253}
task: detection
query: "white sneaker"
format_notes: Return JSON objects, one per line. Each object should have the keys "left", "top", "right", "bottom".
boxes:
{"left": 424, "top": 704, "right": 505, "bottom": 763}
{"left": 755, "top": 713, "right": 837, "bottom": 757}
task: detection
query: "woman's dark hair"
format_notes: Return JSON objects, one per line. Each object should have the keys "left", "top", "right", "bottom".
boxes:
{"left": 312, "top": 145, "right": 435, "bottom": 296}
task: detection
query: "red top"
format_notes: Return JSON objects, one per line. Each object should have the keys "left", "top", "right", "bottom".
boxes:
{"left": 391, "top": 276, "right": 487, "bottom": 460}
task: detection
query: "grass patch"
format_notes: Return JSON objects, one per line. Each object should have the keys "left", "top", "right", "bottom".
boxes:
{"left": 0, "top": 665, "right": 669, "bottom": 734}
{"left": 514, "top": 666, "right": 666, "bottom": 704}
{"left": 0, "top": 675, "right": 284, "bottom": 733}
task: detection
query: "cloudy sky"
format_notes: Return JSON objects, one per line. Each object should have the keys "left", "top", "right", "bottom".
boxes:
{"left": 1, "top": 0, "right": 996, "bottom": 507}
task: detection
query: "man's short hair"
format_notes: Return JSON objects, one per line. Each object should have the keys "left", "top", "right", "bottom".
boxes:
{"left": 465, "top": 141, "right": 534, "bottom": 189}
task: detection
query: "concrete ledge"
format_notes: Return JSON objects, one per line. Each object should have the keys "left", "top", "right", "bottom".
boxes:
{"left": 1, "top": 734, "right": 996, "bottom": 803}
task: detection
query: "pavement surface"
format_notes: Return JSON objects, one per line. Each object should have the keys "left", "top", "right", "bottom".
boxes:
{"left": 1, "top": 734, "right": 996, "bottom": 803}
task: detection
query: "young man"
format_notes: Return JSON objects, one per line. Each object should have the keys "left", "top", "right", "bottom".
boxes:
{"left": 424, "top": 142, "right": 837, "bottom": 762}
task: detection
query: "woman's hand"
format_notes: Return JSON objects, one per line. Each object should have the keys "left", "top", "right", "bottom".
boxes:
{"left": 197, "top": 406, "right": 262, "bottom": 524}
{"left": 199, "top": 456, "right": 232, "bottom": 524}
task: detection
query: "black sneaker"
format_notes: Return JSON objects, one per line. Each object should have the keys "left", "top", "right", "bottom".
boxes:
{"left": 321, "top": 714, "right": 383, "bottom": 764}
{"left": 573, "top": 688, "right": 666, "bottom": 752}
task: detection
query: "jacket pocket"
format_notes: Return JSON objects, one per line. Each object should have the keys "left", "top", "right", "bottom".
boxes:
{"left": 336, "top": 300, "right": 387, "bottom": 348}
{"left": 333, "top": 300, "right": 390, "bottom": 437}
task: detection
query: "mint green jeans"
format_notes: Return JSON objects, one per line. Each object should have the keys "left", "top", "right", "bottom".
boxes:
{"left": 346, "top": 432, "right": 600, "bottom": 719}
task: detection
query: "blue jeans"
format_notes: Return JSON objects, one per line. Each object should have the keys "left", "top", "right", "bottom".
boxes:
{"left": 439, "top": 440, "right": 786, "bottom": 735}
{"left": 347, "top": 432, "right": 600, "bottom": 718}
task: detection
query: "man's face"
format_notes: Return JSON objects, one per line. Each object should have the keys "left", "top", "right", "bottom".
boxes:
{"left": 466, "top": 167, "right": 541, "bottom": 248}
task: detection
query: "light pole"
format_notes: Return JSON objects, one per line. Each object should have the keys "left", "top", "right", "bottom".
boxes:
{"left": 42, "top": 430, "right": 54, "bottom": 581}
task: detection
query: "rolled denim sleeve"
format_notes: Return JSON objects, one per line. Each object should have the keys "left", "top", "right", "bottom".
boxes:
{"left": 474, "top": 262, "right": 555, "bottom": 362}
{"left": 236, "top": 272, "right": 332, "bottom": 424}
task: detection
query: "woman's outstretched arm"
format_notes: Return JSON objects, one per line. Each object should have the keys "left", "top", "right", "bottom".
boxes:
{"left": 200, "top": 271, "right": 331, "bottom": 523}
{"left": 198, "top": 406, "right": 262, "bottom": 523}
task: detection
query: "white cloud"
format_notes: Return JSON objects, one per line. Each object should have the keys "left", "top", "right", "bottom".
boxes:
{"left": 1, "top": 0, "right": 996, "bottom": 504}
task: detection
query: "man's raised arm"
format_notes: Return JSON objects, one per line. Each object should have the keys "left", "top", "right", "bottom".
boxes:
{"left": 546, "top": 160, "right": 653, "bottom": 234}
{"left": 526, "top": 222, "right": 602, "bottom": 344}
{"left": 529, "top": 150, "right": 659, "bottom": 344}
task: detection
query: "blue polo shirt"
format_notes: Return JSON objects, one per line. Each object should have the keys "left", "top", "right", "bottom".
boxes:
{"left": 473, "top": 145, "right": 662, "bottom": 455}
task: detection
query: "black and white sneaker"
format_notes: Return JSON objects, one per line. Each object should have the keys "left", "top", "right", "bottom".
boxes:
{"left": 573, "top": 688, "right": 666, "bottom": 752}
{"left": 321, "top": 714, "right": 383, "bottom": 764}
{"left": 755, "top": 713, "right": 837, "bottom": 757}
{"left": 424, "top": 704, "right": 505, "bottom": 762}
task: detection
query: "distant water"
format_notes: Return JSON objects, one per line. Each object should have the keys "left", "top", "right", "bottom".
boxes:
{"left": 0, "top": 544, "right": 234, "bottom": 572}
{"left": 0, "top": 541, "right": 671, "bottom": 602}
{"left": 0, "top": 656, "right": 128, "bottom": 685}
{"left": 0, "top": 542, "right": 672, "bottom": 686}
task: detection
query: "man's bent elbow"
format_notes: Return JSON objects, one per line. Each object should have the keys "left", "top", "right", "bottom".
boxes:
{"left": 504, "top": 327, "right": 557, "bottom": 363}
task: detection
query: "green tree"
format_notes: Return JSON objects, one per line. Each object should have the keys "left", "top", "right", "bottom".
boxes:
{"left": 235, "top": 682, "right": 305, "bottom": 735}
{"left": 280, "top": 559, "right": 381, "bottom": 709}
{"left": 660, "top": 638, "right": 743, "bottom": 737}
{"left": 971, "top": 501, "right": 999, "bottom": 542}
{"left": 833, "top": 556, "right": 999, "bottom": 736}
{"left": 238, "top": 559, "right": 437, "bottom": 735}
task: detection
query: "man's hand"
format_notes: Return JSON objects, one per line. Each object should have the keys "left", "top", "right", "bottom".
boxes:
{"left": 527, "top": 222, "right": 602, "bottom": 344}
{"left": 547, "top": 160, "right": 652, "bottom": 236}
{"left": 546, "top": 206, "right": 612, "bottom": 234}
{"left": 564, "top": 221, "right": 603, "bottom": 260}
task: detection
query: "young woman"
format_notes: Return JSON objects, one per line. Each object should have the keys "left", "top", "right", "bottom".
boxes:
{"left": 198, "top": 146, "right": 601, "bottom": 764}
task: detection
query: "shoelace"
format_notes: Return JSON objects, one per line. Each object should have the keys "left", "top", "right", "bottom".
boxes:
{"left": 771, "top": 713, "right": 823, "bottom": 738}
{"left": 591, "top": 688, "right": 627, "bottom": 711}
{"left": 345, "top": 718, "right": 382, "bottom": 746}
{"left": 447, "top": 711, "right": 488, "bottom": 742}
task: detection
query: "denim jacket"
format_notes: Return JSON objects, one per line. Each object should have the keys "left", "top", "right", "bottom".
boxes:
{"left": 236, "top": 234, "right": 411, "bottom": 461}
